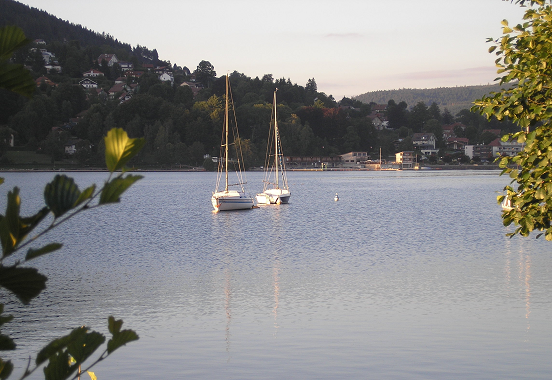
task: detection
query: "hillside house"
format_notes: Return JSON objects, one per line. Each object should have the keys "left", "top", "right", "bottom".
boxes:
{"left": 83, "top": 69, "right": 103, "bottom": 77}
{"left": 79, "top": 78, "right": 98, "bottom": 89}
{"left": 40, "top": 49, "right": 56, "bottom": 64}
{"left": 181, "top": 82, "right": 203, "bottom": 97}
{"left": 442, "top": 122, "right": 465, "bottom": 139}
{"left": 64, "top": 138, "right": 82, "bottom": 155}
{"left": 45, "top": 64, "right": 62, "bottom": 74}
{"left": 97, "top": 54, "right": 119, "bottom": 67}
{"left": 371, "top": 104, "right": 387, "bottom": 113}
{"left": 159, "top": 72, "right": 174, "bottom": 85}
{"left": 119, "top": 61, "right": 133, "bottom": 71}
{"left": 446, "top": 137, "right": 469, "bottom": 151}
{"left": 367, "top": 114, "right": 386, "bottom": 130}
{"left": 36, "top": 76, "right": 56, "bottom": 87}
{"left": 412, "top": 133, "right": 437, "bottom": 155}
{"left": 125, "top": 70, "right": 144, "bottom": 79}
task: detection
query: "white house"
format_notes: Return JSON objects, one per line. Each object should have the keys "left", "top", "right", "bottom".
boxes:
{"left": 159, "top": 72, "right": 174, "bottom": 85}
{"left": 79, "top": 78, "right": 98, "bottom": 89}
{"left": 97, "top": 54, "right": 119, "bottom": 67}
{"left": 412, "top": 133, "right": 438, "bottom": 155}
{"left": 83, "top": 69, "right": 103, "bottom": 77}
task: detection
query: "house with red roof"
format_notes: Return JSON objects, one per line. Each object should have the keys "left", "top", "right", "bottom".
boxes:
{"left": 83, "top": 69, "right": 103, "bottom": 78}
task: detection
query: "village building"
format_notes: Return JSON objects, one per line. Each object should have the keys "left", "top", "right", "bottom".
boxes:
{"left": 489, "top": 137, "right": 524, "bottom": 157}
{"left": 97, "top": 54, "right": 119, "bottom": 67}
{"left": 340, "top": 152, "right": 368, "bottom": 167}
{"left": 79, "top": 78, "right": 98, "bottom": 89}
{"left": 83, "top": 69, "right": 103, "bottom": 77}
{"left": 35, "top": 76, "right": 56, "bottom": 87}
{"left": 181, "top": 82, "right": 203, "bottom": 97}
{"left": 446, "top": 137, "right": 470, "bottom": 151}
{"left": 285, "top": 156, "right": 341, "bottom": 168}
{"left": 412, "top": 133, "right": 438, "bottom": 155}
{"left": 119, "top": 61, "right": 134, "bottom": 71}
{"left": 395, "top": 151, "right": 417, "bottom": 169}
{"left": 159, "top": 72, "right": 174, "bottom": 85}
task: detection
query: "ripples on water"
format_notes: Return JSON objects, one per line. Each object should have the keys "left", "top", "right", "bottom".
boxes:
{"left": 0, "top": 170, "right": 550, "bottom": 379}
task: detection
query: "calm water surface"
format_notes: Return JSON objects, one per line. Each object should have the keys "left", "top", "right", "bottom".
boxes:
{"left": 1, "top": 170, "right": 551, "bottom": 379}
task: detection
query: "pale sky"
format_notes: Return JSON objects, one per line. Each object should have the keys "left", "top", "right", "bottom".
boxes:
{"left": 18, "top": 0, "right": 527, "bottom": 100}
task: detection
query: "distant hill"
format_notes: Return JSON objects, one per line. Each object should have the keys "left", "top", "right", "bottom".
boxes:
{"left": 353, "top": 84, "right": 506, "bottom": 115}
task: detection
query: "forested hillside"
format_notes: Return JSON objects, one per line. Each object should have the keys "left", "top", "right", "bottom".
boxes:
{"left": 0, "top": 0, "right": 521, "bottom": 169}
{"left": 354, "top": 84, "right": 507, "bottom": 115}
{"left": 0, "top": 0, "right": 167, "bottom": 68}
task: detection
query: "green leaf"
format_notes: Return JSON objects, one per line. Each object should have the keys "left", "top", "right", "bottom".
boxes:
{"left": 0, "top": 26, "right": 31, "bottom": 61}
{"left": 44, "top": 175, "right": 82, "bottom": 218}
{"left": 25, "top": 243, "right": 63, "bottom": 261}
{"left": 0, "top": 305, "right": 13, "bottom": 328}
{"left": 0, "top": 334, "right": 15, "bottom": 351}
{"left": 0, "top": 26, "right": 34, "bottom": 98}
{"left": 0, "top": 61, "right": 35, "bottom": 98}
{"left": 74, "top": 185, "right": 96, "bottom": 208}
{"left": 0, "top": 358, "right": 14, "bottom": 380}
{"left": 106, "top": 316, "right": 139, "bottom": 354}
{"left": 43, "top": 351, "right": 76, "bottom": 380}
{"left": 0, "top": 186, "right": 49, "bottom": 257}
{"left": 36, "top": 327, "right": 87, "bottom": 366}
{"left": 104, "top": 128, "right": 145, "bottom": 172}
{"left": 67, "top": 331, "right": 105, "bottom": 365}
{"left": 99, "top": 175, "right": 142, "bottom": 205}
{"left": 0, "top": 266, "right": 47, "bottom": 304}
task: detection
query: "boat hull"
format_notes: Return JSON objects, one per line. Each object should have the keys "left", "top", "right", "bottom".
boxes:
{"left": 256, "top": 189, "right": 290, "bottom": 205}
{"left": 212, "top": 191, "right": 254, "bottom": 211}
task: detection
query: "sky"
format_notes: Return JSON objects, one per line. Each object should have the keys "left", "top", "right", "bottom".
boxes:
{"left": 17, "top": 0, "right": 528, "bottom": 100}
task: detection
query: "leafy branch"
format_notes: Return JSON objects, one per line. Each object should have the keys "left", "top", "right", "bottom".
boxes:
{"left": 473, "top": 1, "right": 552, "bottom": 239}
{"left": 0, "top": 128, "right": 144, "bottom": 380}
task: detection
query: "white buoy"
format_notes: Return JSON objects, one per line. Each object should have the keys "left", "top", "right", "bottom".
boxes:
{"left": 334, "top": 193, "right": 339, "bottom": 201}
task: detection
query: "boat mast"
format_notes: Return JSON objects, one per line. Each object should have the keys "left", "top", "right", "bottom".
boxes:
{"left": 274, "top": 89, "right": 279, "bottom": 189}
{"left": 225, "top": 74, "right": 229, "bottom": 192}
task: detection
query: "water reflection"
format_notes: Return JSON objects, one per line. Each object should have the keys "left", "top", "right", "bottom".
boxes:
{"left": 272, "top": 256, "right": 280, "bottom": 335}
{"left": 224, "top": 267, "right": 232, "bottom": 357}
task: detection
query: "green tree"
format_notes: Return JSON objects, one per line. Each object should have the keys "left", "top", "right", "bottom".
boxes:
{"left": 194, "top": 60, "right": 216, "bottom": 88}
{"left": 472, "top": 0, "right": 552, "bottom": 239}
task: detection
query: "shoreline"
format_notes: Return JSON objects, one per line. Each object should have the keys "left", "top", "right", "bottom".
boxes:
{"left": 0, "top": 164, "right": 502, "bottom": 173}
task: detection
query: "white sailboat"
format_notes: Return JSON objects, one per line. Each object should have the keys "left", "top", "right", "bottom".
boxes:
{"left": 211, "top": 75, "right": 254, "bottom": 212}
{"left": 256, "top": 89, "right": 291, "bottom": 205}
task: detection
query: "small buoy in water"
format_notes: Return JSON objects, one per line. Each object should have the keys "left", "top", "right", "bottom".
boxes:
{"left": 334, "top": 193, "right": 339, "bottom": 201}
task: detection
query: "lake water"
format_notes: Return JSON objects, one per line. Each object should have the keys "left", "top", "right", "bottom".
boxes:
{"left": 1, "top": 170, "right": 551, "bottom": 379}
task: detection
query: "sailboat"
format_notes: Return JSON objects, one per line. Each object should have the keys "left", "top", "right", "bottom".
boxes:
{"left": 256, "top": 89, "right": 291, "bottom": 205}
{"left": 211, "top": 75, "right": 254, "bottom": 212}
